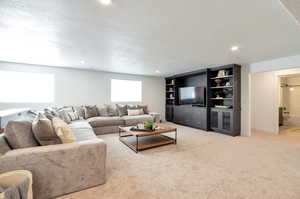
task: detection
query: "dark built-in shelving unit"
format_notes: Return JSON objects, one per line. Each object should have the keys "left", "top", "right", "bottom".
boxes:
{"left": 165, "top": 64, "right": 241, "bottom": 136}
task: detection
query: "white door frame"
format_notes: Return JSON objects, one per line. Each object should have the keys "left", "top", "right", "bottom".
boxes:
{"left": 274, "top": 68, "right": 300, "bottom": 133}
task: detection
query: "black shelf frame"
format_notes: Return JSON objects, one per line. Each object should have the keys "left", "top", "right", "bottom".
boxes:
{"left": 165, "top": 64, "right": 241, "bottom": 136}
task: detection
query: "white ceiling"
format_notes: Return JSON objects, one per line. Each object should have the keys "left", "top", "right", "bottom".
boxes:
{"left": 0, "top": 0, "right": 300, "bottom": 76}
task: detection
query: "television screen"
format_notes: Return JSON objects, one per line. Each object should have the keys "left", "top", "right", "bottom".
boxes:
{"left": 179, "top": 87, "right": 205, "bottom": 106}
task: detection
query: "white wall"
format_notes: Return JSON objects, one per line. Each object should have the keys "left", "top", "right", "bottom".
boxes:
{"left": 251, "top": 71, "right": 279, "bottom": 133}
{"left": 0, "top": 62, "right": 165, "bottom": 119}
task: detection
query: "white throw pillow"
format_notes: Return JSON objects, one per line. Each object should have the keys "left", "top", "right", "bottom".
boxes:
{"left": 128, "top": 109, "right": 143, "bottom": 116}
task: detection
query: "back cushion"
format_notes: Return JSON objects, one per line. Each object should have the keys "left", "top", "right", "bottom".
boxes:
{"left": 4, "top": 121, "right": 39, "bottom": 149}
{"left": 32, "top": 113, "right": 61, "bottom": 146}
{"left": 84, "top": 106, "right": 99, "bottom": 119}
{"left": 0, "top": 134, "right": 11, "bottom": 155}
{"left": 52, "top": 118, "right": 76, "bottom": 144}
{"left": 72, "top": 106, "right": 85, "bottom": 119}
{"left": 105, "top": 105, "right": 118, "bottom": 116}
{"left": 116, "top": 104, "right": 128, "bottom": 116}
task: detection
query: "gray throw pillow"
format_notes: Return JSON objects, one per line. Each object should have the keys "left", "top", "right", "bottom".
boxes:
{"left": 105, "top": 104, "right": 118, "bottom": 116}
{"left": 137, "top": 105, "right": 149, "bottom": 114}
{"left": 4, "top": 121, "right": 39, "bottom": 149}
{"left": 84, "top": 106, "right": 99, "bottom": 119}
{"left": 57, "top": 108, "right": 72, "bottom": 124}
{"left": 116, "top": 104, "right": 128, "bottom": 116}
{"left": 32, "top": 113, "right": 61, "bottom": 146}
{"left": 72, "top": 106, "right": 85, "bottom": 119}
{"left": 97, "top": 107, "right": 108, "bottom": 117}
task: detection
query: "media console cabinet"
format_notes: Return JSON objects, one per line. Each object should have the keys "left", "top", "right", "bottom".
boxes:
{"left": 165, "top": 64, "right": 241, "bottom": 136}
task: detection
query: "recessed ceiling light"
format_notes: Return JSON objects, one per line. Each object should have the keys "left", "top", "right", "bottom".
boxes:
{"left": 100, "top": 0, "right": 112, "bottom": 6}
{"left": 155, "top": 70, "right": 161, "bottom": 73}
{"left": 80, "top": 60, "right": 85, "bottom": 64}
{"left": 230, "top": 46, "right": 239, "bottom": 52}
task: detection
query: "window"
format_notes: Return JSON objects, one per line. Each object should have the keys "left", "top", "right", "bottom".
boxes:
{"left": 111, "top": 79, "right": 142, "bottom": 102}
{"left": 0, "top": 71, "right": 54, "bottom": 103}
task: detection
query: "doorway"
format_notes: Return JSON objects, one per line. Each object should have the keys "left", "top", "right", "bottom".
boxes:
{"left": 279, "top": 74, "right": 300, "bottom": 136}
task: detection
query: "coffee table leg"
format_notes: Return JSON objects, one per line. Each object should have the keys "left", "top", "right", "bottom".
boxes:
{"left": 136, "top": 136, "right": 139, "bottom": 153}
{"left": 175, "top": 129, "right": 177, "bottom": 144}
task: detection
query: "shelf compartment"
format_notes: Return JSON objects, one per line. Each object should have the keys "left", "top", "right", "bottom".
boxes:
{"left": 210, "top": 98, "right": 233, "bottom": 100}
{"left": 210, "top": 75, "right": 233, "bottom": 80}
{"left": 210, "top": 86, "right": 233, "bottom": 89}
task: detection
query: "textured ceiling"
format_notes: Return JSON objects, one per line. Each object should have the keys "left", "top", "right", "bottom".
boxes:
{"left": 0, "top": 0, "right": 300, "bottom": 76}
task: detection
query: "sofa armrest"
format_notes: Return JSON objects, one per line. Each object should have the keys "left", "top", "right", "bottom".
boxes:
{"left": 0, "top": 139, "right": 107, "bottom": 199}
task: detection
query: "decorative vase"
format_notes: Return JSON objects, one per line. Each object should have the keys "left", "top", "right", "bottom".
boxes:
{"left": 215, "top": 79, "right": 222, "bottom": 87}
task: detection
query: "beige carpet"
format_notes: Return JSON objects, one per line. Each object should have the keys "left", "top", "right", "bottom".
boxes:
{"left": 58, "top": 123, "right": 300, "bottom": 199}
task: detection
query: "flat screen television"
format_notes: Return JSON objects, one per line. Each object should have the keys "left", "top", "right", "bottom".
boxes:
{"left": 179, "top": 87, "right": 206, "bottom": 106}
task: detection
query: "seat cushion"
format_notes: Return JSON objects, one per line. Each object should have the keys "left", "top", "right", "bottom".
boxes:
{"left": 68, "top": 120, "right": 93, "bottom": 129}
{"left": 87, "top": 116, "right": 125, "bottom": 127}
{"left": 122, "top": 114, "right": 153, "bottom": 126}
{"left": 4, "top": 121, "right": 39, "bottom": 149}
{"left": 68, "top": 120, "right": 97, "bottom": 141}
{"left": 70, "top": 128, "right": 97, "bottom": 141}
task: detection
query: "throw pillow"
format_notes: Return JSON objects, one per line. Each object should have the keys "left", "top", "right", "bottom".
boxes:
{"left": 84, "top": 105, "right": 99, "bottom": 119}
{"left": 4, "top": 121, "right": 39, "bottom": 149}
{"left": 67, "top": 111, "right": 79, "bottom": 121}
{"left": 97, "top": 107, "right": 109, "bottom": 117}
{"left": 127, "top": 109, "right": 143, "bottom": 116}
{"left": 57, "top": 108, "right": 71, "bottom": 124}
{"left": 44, "top": 107, "right": 60, "bottom": 120}
{"left": 32, "top": 113, "right": 61, "bottom": 146}
{"left": 137, "top": 105, "right": 149, "bottom": 114}
{"left": 72, "top": 106, "right": 85, "bottom": 119}
{"left": 116, "top": 104, "right": 128, "bottom": 116}
{"left": 52, "top": 117, "right": 76, "bottom": 143}
{"left": 105, "top": 104, "right": 118, "bottom": 116}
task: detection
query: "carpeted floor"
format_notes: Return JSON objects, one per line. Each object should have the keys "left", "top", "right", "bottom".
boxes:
{"left": 58, "top": 123, "right": 300, "bottom": 199}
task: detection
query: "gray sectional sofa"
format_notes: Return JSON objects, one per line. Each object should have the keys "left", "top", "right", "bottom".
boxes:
{"left": 0, "top": 104, "right": 155, "bottom": 199}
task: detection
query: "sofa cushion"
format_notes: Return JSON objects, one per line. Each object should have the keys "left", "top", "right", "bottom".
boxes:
{"left": 32, "top": 113, "right": 61, "bottom": 146}
{"left": 116, "top": 104, "right": 128, "bottom": 116}
{"left": 57, "top": 108, "right": 72, "bottom": 124}
{"left": 127, "top": 109, "right": 143, "bottom": 116}
{"left": 137, "top": 105, "right": 149, "bottom": 114}
{"left": 105, "top": 105, "right": 118, "bottom": 116}
{"left": 70, "top": 128, "right": 98, "bottom": 141}
{"left": 84, "top": 106, "right": 99, "bottom": 119}
{"left": 72, "top": 106, "right": 85, "bottom": 119}
{"left": 122, "top": 114, "right": 154, "bottom": 126}
{"left": 52, "top": 118, "right": 76, "bottom": 143}
{"left": 0, "top": 134, "right": 11, "bottom": 155}
{"left": 4, "top": 121, "right": 38, "bottom": 149}
{"left": 87, "top": 116, "right": 125, "bottom": 128}
{"left": 68, "top": 120, "right": 93, "bottom": 129}
{"left": 97, "top": 107, "right": 109, "bottom": 117}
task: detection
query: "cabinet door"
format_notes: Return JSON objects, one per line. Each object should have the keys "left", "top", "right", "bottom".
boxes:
{"left": 221, "top": 111, "right": 232, "bottom": 132}
{"left": 210, "top": 110, "right": 219, "bottom": 129}
{"left": 173, "top": 106, "right": 183, "bottom": 124}
{"left": 166, "top": 106, "right": 173, "bottom": 122}
{"left": 191, "top": 108, "right": 207, "bottom": 130}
